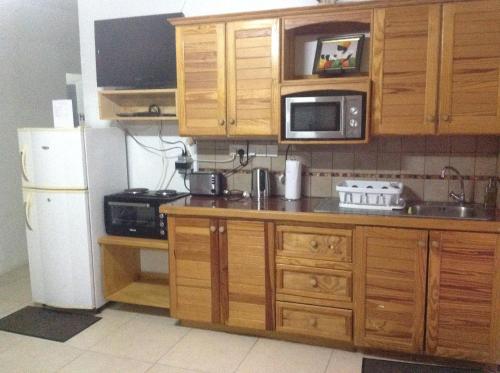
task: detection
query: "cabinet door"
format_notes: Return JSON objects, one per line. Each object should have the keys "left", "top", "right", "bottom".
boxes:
{"left": 176, "top": 23, "right": 227, "bottom": 136}
{"left": 372, "top": 5, "right": 440, "bottom": 135}
{"left": 168, "top": 217, "right": 220, "bottom": 323}
{"left": 226, "top": 19, "right": 280, "bottom": 137}
{"left": 439, "top": 0, "right": 500, "bottom": 134}
{"left": 427, "top": 231, "right": 500, "bottom": 363}
{"left": 220, "top": 220, "right": 273, "bottom": 330}
{"left": 354, "top": 227, "right": 428, "bottom": 353}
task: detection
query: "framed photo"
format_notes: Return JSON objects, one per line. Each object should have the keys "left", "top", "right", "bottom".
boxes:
{"left": 313, "top": 34, "right": 365, "bottom": 75}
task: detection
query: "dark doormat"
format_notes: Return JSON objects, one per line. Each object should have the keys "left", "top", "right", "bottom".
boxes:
{"left": 0, "top": 306, "right": 101, "bottom": 342}
{"left": 362, "top": 358, "right": 483, "bottom": 373}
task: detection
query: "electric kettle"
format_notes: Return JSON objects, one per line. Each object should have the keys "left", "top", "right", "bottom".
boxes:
{"left": 251, "top": 168, "right": 271, "bottom": 199}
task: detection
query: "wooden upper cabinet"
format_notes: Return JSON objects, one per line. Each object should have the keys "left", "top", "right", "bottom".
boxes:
{"left": 439, "top": 0, "right": 500, "bottom": 134}
{"left": 176, "top": 23, "right": 227, "bottom": 136}
{"left": 354, "top": 227, "right": 428, "bottom": 354}
{"left": 221, "top": 220, "right": 272, "bottom": 330}
{"left": 372, "top": 4, "right": 441, "bottom": 135}
{"left": 426, "top": 231, "right": 500, "bottom": 363}
{"left": 168, "top": 217, "right": 220, "bottom": 323}
{"left": 226, "top": 19, "right": 280, "bottom": 136}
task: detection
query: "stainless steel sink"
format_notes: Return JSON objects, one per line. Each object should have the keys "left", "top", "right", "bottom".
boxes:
{"left": 407, "top": 202, "right": 495, "bottom": 221}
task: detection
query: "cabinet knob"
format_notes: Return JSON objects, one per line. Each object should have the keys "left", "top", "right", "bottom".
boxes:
{"left": 310, "top": 240, "right": 318, "bottom": 249}
{"left": 442, "top": 114, "right": 451, "bottom": 122}
{"left": 219, "top": 226, "right": 225, "bottom": 234}
{"left": 210, "top": 226, "right": 217, "bottom": 233}
{"left": 427, "top": 115, "right": 436, "bottom": 124}
{"left": 431, "top": 241, "right": 440, "bottom": 249}
{"left": 218, "top": 119, "right": 225, "bottom": 126}
{"left": 229, "top": 119, "right": 236, "bottom": 125}
{"left": 418, "top": 241, "right": 427, "bottom": 248}
{"left": 308, "top": 318, "right": 317, "bottom": 327}
{"left": 310, "top": 277, "right": 318, "bottom": 287}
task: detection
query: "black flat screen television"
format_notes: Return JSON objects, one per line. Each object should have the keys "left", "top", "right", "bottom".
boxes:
{"left": 95, "top": 13, "right": 183, "bottom": 89}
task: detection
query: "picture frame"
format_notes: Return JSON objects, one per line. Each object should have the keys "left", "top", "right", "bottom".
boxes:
{"left": 313, "top": 34, "right": 365, "bottom": 75}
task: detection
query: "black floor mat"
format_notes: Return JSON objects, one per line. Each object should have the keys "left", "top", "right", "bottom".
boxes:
{"left": 362, "top": 358, "right": 483, "bottom": 373}
{"left": 0, "top": 306, "right": 101, "bottom": 342}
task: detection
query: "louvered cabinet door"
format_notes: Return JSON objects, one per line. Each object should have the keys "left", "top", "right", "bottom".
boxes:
{"left": 226, "top": 19, "right": 280, "bottom": 137}
{"left": 354, "top": 227, "right": 428, "bottom": 353}
{"left": 176, "top": 23, "right": 227, "bottom": 136}
{"left": 372, "top": 5, "right": 440, "bottom": 135}
{"left": 439, "top": 0, "right": 500, "bottom": 134}
{"left": 168, "top": 217, "right": 220, "bottom": 323}
{"left": 426, "top": 231, "right": 500, "bottom": 363}
{"left": 220, "top": 220, "right": 274, "bottom": 330}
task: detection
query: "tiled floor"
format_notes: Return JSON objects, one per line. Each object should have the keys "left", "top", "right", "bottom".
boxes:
{"left": 0, "top": 266, "right": 364, "bottom": 372}
{"left": 0, "top": 265, "right": 477, "bottom": 373}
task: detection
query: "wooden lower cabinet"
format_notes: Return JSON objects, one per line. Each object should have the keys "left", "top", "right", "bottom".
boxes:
{"left": 169, "top": 216, "right": 274, "bottom": 330}
{"left": 168, "top": 217, "right": 219, "bottom": 323}
{"left": 276, "top": 301, "right": 353, "bottom": 342}
{"left": 426, "top": 231, "right": 500, "bottom": 363}
{"left": 354, "top": 227, "right": 428, "bottom": 353}
{"left": 169, "top": 215, "right": 500, "bottom": 363}
{"left": 222, "top": 220, "right": 272, "bottom": 330}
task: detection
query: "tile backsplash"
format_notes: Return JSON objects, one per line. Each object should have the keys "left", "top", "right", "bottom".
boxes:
{"left": 196, "top": 136, "right": 500, "bottom": 205}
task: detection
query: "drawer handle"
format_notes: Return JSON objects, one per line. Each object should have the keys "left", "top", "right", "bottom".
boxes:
{"left": 219, "top": 226, "right": 225, "bottom": 234}
{"left": 210, "top": 226, "right": 217, "bottom": 233}
{"left": 309, "top": 277, "right": 318, "bottom": 288}
{"left": 310, "top": 240, "right": 318, "bottom": 249}
{"left": 308, "top": 318, "right": 317, "bottom": 327}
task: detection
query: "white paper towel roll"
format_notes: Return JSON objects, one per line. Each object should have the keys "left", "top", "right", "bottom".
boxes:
{"left": 285, "top": 160, "right": 301, "bottom": 200}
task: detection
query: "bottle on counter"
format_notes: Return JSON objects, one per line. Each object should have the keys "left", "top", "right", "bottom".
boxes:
{"left": 483, "top": 177, "right": 497, "bottom": 209}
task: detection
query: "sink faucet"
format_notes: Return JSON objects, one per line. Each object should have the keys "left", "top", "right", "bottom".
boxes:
{"left": 440, "top": 166, "right": 465, "bottom": 204}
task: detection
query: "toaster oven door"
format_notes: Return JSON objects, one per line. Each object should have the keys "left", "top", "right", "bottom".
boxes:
{"left": 285, "top": 96, "right": 345, "bottom": 139}
{"left": 105, "top": 201, "right": 159, "bottom": 238}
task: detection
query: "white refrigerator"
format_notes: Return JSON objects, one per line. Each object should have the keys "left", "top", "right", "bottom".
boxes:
{"left": 18, "top": 127, "right": 128, "bottom": 310}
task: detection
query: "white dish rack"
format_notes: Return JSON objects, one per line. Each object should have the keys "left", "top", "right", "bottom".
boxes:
{"left": 336, "top": 180, "right": 406, "bottom": 210}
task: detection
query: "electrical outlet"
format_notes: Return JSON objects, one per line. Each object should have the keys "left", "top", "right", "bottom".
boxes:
{"left": 230, "top": 143, "right": 256, "bottom": 157}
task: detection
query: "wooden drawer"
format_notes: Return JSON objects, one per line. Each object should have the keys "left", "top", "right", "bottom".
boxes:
{"left": 276, "top": 225, "right": 352, "bottom": 263}
{"left": 277, "top": 264, "right": 352, "bottom": 303}
{"left": 276, "top": 301, "right": 353, "bottom": 342}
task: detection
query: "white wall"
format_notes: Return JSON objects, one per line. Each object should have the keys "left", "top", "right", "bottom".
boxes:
{"left": 0, "top": 0, "right": 81, "bottom": 275}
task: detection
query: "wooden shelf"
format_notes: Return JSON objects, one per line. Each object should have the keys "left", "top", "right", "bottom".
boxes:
{"left": 281, "top": 74, "right": 370, "bottom": 88}
{"left": 99, "top": 235, "right": 170, "bottom": 309}
{"left": 106, "top": 278, "right": 170, "bottom": 309}
{"left": 98, "top": 235, "right": 169, "bottom": 251}
{"left": 98, "top": 89, "right": 177, "bottom": 121}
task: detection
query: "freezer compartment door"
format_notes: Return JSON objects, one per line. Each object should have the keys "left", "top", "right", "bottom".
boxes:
{"left": 18, "top": 129, "right": 87, "bottom": 189}
{"left": 23, "top": 189, "right": 95, "bottom": 309}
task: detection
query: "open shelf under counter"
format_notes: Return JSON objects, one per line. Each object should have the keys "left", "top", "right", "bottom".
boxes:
{"left": 106, "top": 277, "right": 170, "bottom": 309}
{"left": 99, "top": 235, "right": 170, "bottom": 309}
{"left": 98, "top": 88, "right": 177, "bottom": 121}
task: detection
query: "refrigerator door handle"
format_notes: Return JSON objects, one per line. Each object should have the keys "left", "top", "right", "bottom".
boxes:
{"left": 20, "top": 148, "right": 30, "bottom": 182}
{"left": 24, "top": 196, "right": 33, "bottom": 231}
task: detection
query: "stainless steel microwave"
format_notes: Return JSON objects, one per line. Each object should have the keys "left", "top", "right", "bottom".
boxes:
{"left": 283, "top": 90, "right": 366, "bottom": 140}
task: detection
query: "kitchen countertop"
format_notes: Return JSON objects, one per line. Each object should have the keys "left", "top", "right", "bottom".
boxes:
{"left": 160, "top": 196, "right": 500, "bottom": 233}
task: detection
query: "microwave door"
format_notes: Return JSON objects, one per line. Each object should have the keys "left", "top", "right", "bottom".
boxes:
{"left": 285, "top": 96, "right": 345, "bottom": 139}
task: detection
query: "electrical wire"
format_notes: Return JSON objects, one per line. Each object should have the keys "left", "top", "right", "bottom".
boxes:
{"left": 159, "top": 122, "right": 187, "bottom": 155}
{"left": 183, "top": 169, "right": 190, "bottom": 191}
